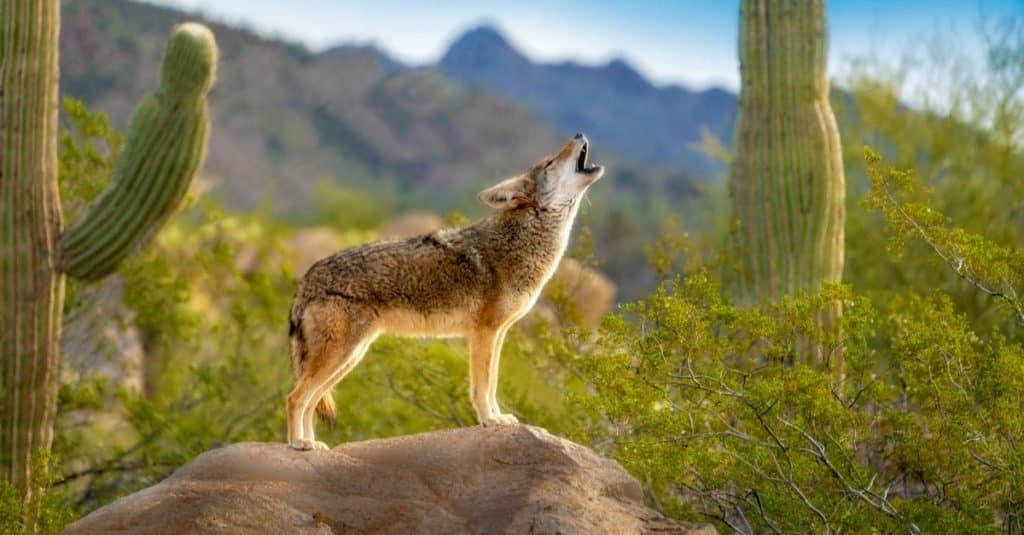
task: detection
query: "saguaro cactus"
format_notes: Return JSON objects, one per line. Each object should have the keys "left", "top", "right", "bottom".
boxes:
{"left": 61, "top": 23, "right": 216, "bottom": 280}
{"left": 0, "top": 0, "right": 216, "bottom": 492}
{"left": 730, "top": 0, "right": 845, "bottom": 314}
{"left": 0, "top": 0, "right": 64, "bottom": 494}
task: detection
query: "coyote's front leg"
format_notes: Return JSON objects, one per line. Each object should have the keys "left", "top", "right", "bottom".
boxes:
{"left": 469, "top": 328, "right": 518, "bottom": 425}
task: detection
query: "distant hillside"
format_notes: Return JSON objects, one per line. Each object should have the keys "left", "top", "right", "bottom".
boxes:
{"left": 59, "top": 0, "right": 702, "bottom": 217}
{"left": 438, "top": 26, "right": 737, "bottom": 176}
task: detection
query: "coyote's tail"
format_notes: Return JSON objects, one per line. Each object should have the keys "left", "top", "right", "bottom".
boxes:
{"left": 289, "top": 305, "right": 337, "bottom": 426}
{"left": 314, "top": 393, "right": 336, "bottom": 427}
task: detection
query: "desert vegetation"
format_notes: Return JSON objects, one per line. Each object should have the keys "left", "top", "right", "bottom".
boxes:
{"left": 2, "top": 1, "right": 1023, "bottom": 533}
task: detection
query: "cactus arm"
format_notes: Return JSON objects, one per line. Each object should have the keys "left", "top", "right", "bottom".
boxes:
{"left": 0, "top": 0, "right": 64, "bottom": 489}
{"left": 59, "top": 22, "right": 216, "bottom": 280}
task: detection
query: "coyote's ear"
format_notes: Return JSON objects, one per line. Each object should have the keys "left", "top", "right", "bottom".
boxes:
{"left": 478, "top": 175, "right": 531, "bottom": 210}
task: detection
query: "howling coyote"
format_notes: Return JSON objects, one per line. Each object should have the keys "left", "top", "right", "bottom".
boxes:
{"left": 286, "top": 134, "right": 604, "bottom": 450}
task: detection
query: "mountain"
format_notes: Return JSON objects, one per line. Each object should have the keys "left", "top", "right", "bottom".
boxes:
{"left": 60, "top": 1, "right": 566, "bottom": 213}
{"left": 58, "top": 0, "right": 712, "bottom": 298}
{"left": 438, "top": 26, "right": 737, "bottom": 175}
{"left": 59, "top": 1, "right": 704, "bottom": 219}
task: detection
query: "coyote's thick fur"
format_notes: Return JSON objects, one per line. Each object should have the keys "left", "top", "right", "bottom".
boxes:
{"left": 286, "top": 134, "right": 604, "bottom": 450}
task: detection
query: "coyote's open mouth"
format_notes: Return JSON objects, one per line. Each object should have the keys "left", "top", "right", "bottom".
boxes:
{"left": 576, "top": 141, "right": 601, "bottom": 174}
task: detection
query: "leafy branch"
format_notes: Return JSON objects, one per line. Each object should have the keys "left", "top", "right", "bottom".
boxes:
{"left": 864, "top": 147, "right": 1024, "bottom": 325}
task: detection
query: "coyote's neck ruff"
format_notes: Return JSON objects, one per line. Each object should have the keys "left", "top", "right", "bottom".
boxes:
{"left": 286, "top": 134, "right": 604, "bottom": 450}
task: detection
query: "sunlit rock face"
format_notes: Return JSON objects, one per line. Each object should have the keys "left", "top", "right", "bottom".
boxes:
{"left": 65, "top": 425, "right": 716, "bottom": 534}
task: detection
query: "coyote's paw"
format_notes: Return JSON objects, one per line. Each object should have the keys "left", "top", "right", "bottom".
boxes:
{"left": 483, "top": 413, "right": 519, "bottom": 426}
{"left": 496, "top": 413, "right": 519, "bottom": 425}
{"left": 289, "top": 439, "right": 330, "bottom": 451}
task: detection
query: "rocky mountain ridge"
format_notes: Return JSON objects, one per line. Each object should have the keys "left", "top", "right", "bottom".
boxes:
{"left": 59, "top": 1, "right": 721, "bottom": 215}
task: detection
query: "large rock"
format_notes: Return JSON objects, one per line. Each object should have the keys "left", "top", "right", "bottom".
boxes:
{"left": 65, "top": 425, "right": 715, "bottom": 534}
{"left": 377, "top": 211, "right": 445, "bottom": 241}
{"left": 544, "top": 258, "right": 617, "bottom": 328}
{"left": 61, "top": 275, "right": 146, "bottom": 392}
{"left": 285, "top": 226, "right": 348, "bottom": 275}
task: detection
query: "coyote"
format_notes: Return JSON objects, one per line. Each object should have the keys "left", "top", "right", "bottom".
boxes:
{"left": 286, "top": 134, "right": 604, "bottom": 450}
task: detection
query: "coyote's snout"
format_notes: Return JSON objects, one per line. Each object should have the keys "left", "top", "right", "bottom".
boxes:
{"left": 286, "top": 134, "right": 604, "bottom": 450}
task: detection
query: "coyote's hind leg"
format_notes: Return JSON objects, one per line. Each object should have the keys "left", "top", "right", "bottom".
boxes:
{"left": 300, "top": 334, "right": 375, "bottom": 446}
{"left": 287, "top": 305, "right": 373, "bottom": 451}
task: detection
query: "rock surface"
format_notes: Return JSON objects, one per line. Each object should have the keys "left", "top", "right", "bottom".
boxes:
{"left": 65, "top": 425, "right": 715, "bottom": 534}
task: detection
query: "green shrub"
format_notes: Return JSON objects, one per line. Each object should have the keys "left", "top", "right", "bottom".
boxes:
{"left": 567, "top": 152, "right": 1024, "bottom": 533}
{"left": 0, "top": 452, "right": 76, "bottom": 535}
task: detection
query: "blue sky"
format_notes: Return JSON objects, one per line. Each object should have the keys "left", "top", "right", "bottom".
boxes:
{"left": 145, "top": 0, "right": 1022, "bottom": 91}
